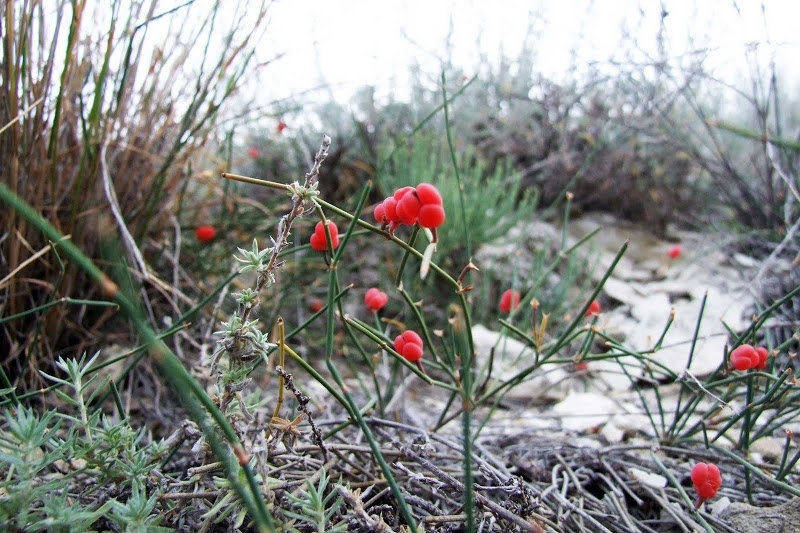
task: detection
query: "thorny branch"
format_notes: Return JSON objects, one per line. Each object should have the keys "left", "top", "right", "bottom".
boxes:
{"left": 240, "top": 134, "right": 331, "bottom": 326}
{"left": 273, "top": 365, "right": 328, "bottom": 461}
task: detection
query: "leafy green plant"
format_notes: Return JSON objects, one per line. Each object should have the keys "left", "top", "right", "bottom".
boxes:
{"left": 0, "top": 353, "right": 170, "bottom": 531}
{"left": 107, "top": 484, "right": 172, "bottom": 533}
{"left": 282, "top": 470, "right": 347, "bottom": 533}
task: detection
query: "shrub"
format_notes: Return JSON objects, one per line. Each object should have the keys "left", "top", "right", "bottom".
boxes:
{"left": 0, "top": 0, "right": 271, "bottom": 383}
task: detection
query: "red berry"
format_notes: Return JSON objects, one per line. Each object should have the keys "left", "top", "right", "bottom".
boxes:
{"left": 730, "top": 344, "right": 759, "bottom": 371}
{"left": 691, "top": 462, "right": 722, "bottom": 500}
{"left": 585, "top": 300, "right": 601, "bottom": 316}
{"left": 415, "top": 183, "right": 443, "bottom": 206}
{"left": 394, "top": 330, "right": 423, "bottom": 363}
{"left": 574, "top": 362, "right": 589, "bottom": 372}
{"left": 418, "top": 204, "right": 445, "bottom": 229}
{"left": 393, "top": 186, "right": 414, "bottom": 201}
{"left": 364, "top": 288, "right": 388, "bottom": 313}
{"left": 396, "top": 192, "right": 421, "bottom": 225}
{"left": 309, "top": 299, "right": 324, "bottom": 313}
{"left": 309, "top": 233, "right": 324, "bottom": 250}
{"left": 309, "top": 221, "right": 339, "bottom": 252}
{"left": 755, "top": 346, "right": 769, "bottom": 370}
{"left": 499, "top": 289, "right": 521, "bottom": 314}
{"left": 668, "top": 244, "right": 682, "bottom": 260}
{"left": 195, "top": 225, "right": 216, "bottom": 243}
{"left": 382, "top": 197, "right": 399, "bottom": 222}
{"left": 248, "top": 146, "right": 260, "bottom": 159}
{"left": 373, "top": 203, "right": 387, "bottom": 224}
{"left": 277, "top": 120, "right": 287, "bottom": 133}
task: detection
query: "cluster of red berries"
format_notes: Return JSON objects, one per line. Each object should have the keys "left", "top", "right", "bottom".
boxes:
{"left": 691, "top": 462, "right": 722, "bottom": 505}
{"left": 309, "top": 221, "right": 340, "bottom": 252}
{"left": 373, "top": 183, "right": 446, "bottom": 236}
{"left": 394, "top": 330, "right": 423, "bottom": 363}
{"left": 729, "top": 344, "right": 769, "bottom": 371}
{"left": 361, "top": 287, "right": 424, "bottom": 365}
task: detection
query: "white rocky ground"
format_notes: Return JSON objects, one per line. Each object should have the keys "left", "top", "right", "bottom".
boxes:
{"left": 462, "top": 214, "right": 798, "bottom": 528}
{"left": 472, "top": 213, "right": 760, "bottom": 431}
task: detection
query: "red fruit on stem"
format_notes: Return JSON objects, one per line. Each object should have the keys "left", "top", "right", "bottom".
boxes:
{"left": 394, "top": 330, "right": 423, "bottom": 363}
{"left": 730, "top": 344, "right": 759, "bottom": 371}
{"left": 396, "top": 192, "right": 421, "bottom": 225}
{"left": 382, "top": 197, "right": 399, "bottom": 222}
{"left": 309, "top": 221, "right": 339, "bottom": 251}
{"left": 364, "top": 288, "right": 388, "bottom": 313}
{"left": 418, "top": 204, "right": 445, "bottom": 229}
{"left": 309, "top": 299, "right": 324, "bottom": 313}
{"left": 309, "top": 233, "right": 324, "bottom": 251}
{"left": 415, "top": 183, "right": 443, "bottom": 206}
{"left": 585, "top": 300, "right": 601, "bottom": 316}
{"left": 195, "top": 225, "right": 216, "bottom": 243}
{"left": 499, "top": 289, "right": 521, "bottom": 314}
{"left": 755, "top": 346, "right": 769, "bottom": 370}
{"left": 393, "top": 186, "right": 415, "bottom": 201}
{"left": 373, "top": 203, "right": 387, "bottom": 224}
{"left": 668, "top": 244, "right": 682, "bottom": 260}
{"left": 691, "top": 462, "right": 722, "bottom": 500}
{"left": 277, "top": 120, "right": 287, "bottom": 133}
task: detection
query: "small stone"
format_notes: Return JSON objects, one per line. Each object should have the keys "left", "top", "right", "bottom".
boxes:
{"left": 553, "top": 392, "right": 620, "bottom": 432}
{"left": 749, "top": 437, "right": 786, "bottom": 463}
{"left": 471, "top": 325, "right": 571, "bottom": 403}
{"left": 629, "top": 467, "right": 667, "bottom": 488}
{"left": 601, "top": 422, "right": 625, "bottom": 443}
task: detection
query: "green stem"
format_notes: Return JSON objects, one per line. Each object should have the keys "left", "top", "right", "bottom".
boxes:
{"left": 323, "top": 255, "right": 418, "bottom": 530}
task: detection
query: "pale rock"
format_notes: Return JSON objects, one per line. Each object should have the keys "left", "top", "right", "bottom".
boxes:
{"left": 588, "top": 356, "right": 647, "bottom": 392}
{"left": 600, "top": 422, "right": 625, "bottom": 443}
{"left": 475, "top": 213, "right": 756, "bottom": 396}
{"left": 601, "top": 281, "right": 747, "bottom": 378}
{"left": 750, "top": 437, "right": 789, "bottom": 463}
{"left": 610, "top": 411, "right": 659, "bottom": 438}
{"left": 733, "top": 253, "right": 761, "bottom": 269}
{"left": 471, "top": 324, "right": 571, "bottom": 403}
{"left": 629, "top": 293, "right": 671, "bottom": 324}
{"left": 553, "top": 392, "right": 621, "bottom": 432}
{"left": 707, "top": 496, "right": 732, "bottom": 516}
{"left": 629, "top": 467, "right": 667, "bottom": 489}
{"left": 572, "top": 436, "right": 603, "bottom": 449}
{"left": 602, "top": 276, "right": 641, "bottom": 305}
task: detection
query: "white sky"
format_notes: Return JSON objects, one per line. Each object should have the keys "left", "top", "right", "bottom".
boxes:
{"left": 255, "top": 0, "right": 800, "bottom": 105}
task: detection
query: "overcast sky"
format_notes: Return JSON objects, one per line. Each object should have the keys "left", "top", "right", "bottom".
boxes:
{"left": 255, "top": 0, "right": 800, "bottom": 105}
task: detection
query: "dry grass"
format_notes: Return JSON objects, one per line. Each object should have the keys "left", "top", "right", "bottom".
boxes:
{"left": 0, "top": 0, "right": 271, "bottom": 385}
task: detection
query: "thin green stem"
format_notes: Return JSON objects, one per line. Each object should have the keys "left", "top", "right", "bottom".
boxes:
{"left": 322, "top": 258, "right": 418, "bottom": 530}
